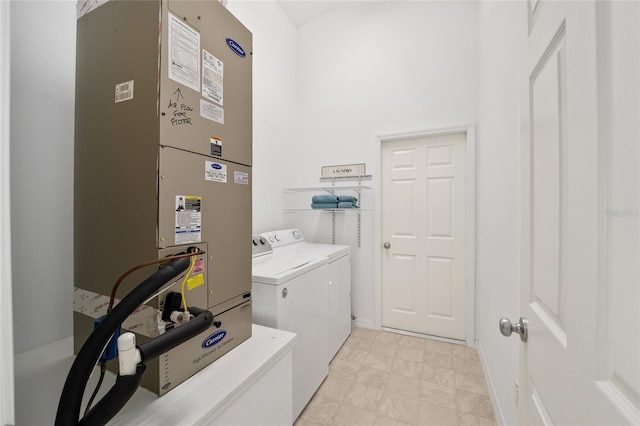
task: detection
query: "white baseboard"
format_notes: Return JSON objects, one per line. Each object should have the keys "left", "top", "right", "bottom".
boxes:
{"left": 353, "top": 318, "right": 375, "bottom": 330}
{"left": 476, "top": 339, "right": 507, "bottom": 426}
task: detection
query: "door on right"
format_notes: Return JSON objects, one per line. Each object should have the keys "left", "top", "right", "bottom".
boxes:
{"left": 518, "top": 1, "right": 639, "bottom": 424}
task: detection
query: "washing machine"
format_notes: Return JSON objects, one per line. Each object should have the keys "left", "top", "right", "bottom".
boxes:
{"left": 251, "top": 235, "right": 329, "bottom": 421}
{"left": 260, "top": 229, "right": 352, "bottom": 362}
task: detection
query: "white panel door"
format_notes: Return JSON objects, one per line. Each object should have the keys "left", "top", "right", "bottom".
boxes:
{"left": 518, "top": 1, "right": 639, "bottom": 424}
{"left": 382, "top": 133, "right": 466, "bottom": 340}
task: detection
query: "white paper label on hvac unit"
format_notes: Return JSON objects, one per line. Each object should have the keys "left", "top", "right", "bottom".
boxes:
{"left": 167, "top": 13, "right": 200, "bottom": 92}
{"left": 200, "top": 99, "right": 224, "bottom": 124}
{"left": 234, "top": 171, "right": 249, "bottom": 185}
{"left": 175, "top": 195, "right": 202, "bottom": 244}
{"left": 205, "top": 161, "right": 227, "bottom": 183}
{"left": 115, "top": 80, "right": 134, "bottom": 103}
{"left": 202, "top": 49, "right": 223, "bottom": 105}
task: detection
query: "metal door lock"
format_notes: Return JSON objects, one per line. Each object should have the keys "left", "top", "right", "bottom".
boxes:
{"left": 499, "top": 317, "right": 528, "bottom": 342}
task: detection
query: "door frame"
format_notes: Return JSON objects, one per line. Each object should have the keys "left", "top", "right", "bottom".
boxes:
{"left": 374, "top": 124, "right": 476, "bottom": 347}
{"left": 0, "top": 1, "right": 14, "bottom": 424}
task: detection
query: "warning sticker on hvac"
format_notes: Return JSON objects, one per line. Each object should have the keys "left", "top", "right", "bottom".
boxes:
{"left": 234, "top": 171, "right": 249, "bottom": 185}
{"left": 200, "top": 99, "right": 224, "bottom": 124}
{"left": 168, "top": 13, "right": 200, "bottom": 92}
{"left": 205, "top": 161, "right": 227, "bottom": 183}
{"left": 202, "top": 49, "right": 223, "bottom": 105}
{"left": 187, "top": 273, "right": 205, "bottom": 290}
{"left": 210, "top": 136, "right": 222, "bottom": 157}
{"left": 175, "top": 195, "right": 201, "bottom": 244}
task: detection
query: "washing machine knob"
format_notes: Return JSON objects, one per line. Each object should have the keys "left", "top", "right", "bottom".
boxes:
{"left": 260, "top": 237, "right": 267, "bottom": 245}
{"left": 252, "top": 238, "right": 259, "bottom": 246}
{"left": 292, "top": 230, "right": 301, "bottom": 239}
{"left": 274, "top": 234, "right": 280, "bottom": 242}
{"left": 268, "top": 236, "right": 275, "bottom": 242}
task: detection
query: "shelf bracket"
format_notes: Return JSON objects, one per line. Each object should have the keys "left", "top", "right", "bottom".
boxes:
{"left": 357, "top": 211, "right": 361, "bottom": 247}
{"left": 332, "top": 212, "right": 336, "bottom": 244}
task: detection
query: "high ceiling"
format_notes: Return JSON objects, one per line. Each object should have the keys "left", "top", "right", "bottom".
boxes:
{"left": 276, "top": 1, "right": 388, "bottom": 27}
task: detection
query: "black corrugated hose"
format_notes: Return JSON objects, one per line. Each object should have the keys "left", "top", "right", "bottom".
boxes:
{"left": 55, "top": 256, "right": 213, "bottom": 426}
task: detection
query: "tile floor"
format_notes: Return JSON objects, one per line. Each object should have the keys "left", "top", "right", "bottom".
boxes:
{"left": 295, "top": 328, "right": 496, "bottom": 426}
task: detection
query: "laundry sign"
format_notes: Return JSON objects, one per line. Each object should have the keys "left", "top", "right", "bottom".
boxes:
{"left": 321, "top": 163, "right": 366, "bottom": 178}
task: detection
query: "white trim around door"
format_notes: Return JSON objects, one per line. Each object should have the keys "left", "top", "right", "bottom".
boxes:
{"left": 373, "top": 124, "right": 476, "bottom": 348}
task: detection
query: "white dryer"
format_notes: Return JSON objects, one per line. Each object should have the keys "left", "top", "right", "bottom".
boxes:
{"left": 261, "top": 229, "right": 351, "bottom": 362}
{"left": 251, "top": 235, "right": 329, "bottom": 422}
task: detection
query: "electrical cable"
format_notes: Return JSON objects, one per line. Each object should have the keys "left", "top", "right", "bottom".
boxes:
{"left": 107, "top": 251, "right": 204, "bottom": 313}
{"left": 84, "top": 361, "right": 106, "bottom": 416}
{"left": 179, "top": 249, "right": 199, "bottom": 312}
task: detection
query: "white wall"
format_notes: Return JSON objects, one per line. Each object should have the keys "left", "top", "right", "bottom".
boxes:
{"left": 476, "top": 2, "right": 521, "bottom": 425}
{"left": 226, "top": 0, "right": 298, "bottom": 234}
{"left": 295, "top": 1, "right": 479, "bottom": 184}
{"left": 10, "top": 0, "right": 76, "bottom": 354}
{"left": 293, "top": 2, "right": 479, "bottom": 328}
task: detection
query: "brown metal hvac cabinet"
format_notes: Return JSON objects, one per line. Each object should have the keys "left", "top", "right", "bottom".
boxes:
{"left": 73, "top": 0, "right": 252, "bottom": 395}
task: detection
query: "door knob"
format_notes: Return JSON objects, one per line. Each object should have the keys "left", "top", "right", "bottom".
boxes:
{"left": 383, "top": 242, "right": 391, "bottom": 249}
{"left": 499, "top": 317, "right": 528, "bottom": 342}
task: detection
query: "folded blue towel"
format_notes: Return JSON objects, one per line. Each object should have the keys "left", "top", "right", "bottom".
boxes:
{"left": 311, "top": 202, "right": 338, "bottom": 209}
{"left": 312, "top": 194, "right": 339, "bottom": 203}
{"left": 338, "top": 201, "right": 358, "bottom": 209}
{"left": 338, "top": 195, "right": 358, "bottom": 203}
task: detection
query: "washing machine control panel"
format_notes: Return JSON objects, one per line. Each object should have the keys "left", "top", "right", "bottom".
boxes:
{"left": 251, "top": 235, "right": 272, "bottom": 257}
{"left": 262, "top": 229, "right": 306, "bottom": 249}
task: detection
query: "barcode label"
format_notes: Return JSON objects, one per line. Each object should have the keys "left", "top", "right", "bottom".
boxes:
{"left": 115, "top": 80, "right": 134, "bottom": 103}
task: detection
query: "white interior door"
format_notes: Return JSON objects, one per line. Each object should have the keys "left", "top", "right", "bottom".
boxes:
{"left": 382, "top": 132, "right": 466, "bottom": 340}
{"left": 517, "top": 1, "right": 639, "bottom": 424}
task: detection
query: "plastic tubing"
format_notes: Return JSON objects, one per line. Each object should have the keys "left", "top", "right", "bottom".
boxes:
{"left": 55, "top": 257, "right": 190, "bottom": 426}
{"left": 138, "top": 306, "right": 213, "bottom": 361}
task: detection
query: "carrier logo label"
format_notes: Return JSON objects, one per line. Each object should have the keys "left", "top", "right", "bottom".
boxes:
{"left": 202, "top": 330, "right": 227, "bottom": 349}
{"left": 226, "top": 38, "right": 246, "bottom": 58}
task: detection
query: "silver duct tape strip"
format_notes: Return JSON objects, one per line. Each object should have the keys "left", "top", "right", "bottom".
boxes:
{"left": 77, "top": 0, "right": 111, "bottom": 20}
{"left": 73, "top": 287, "right": 163, "bottom": 338}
